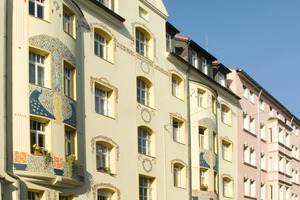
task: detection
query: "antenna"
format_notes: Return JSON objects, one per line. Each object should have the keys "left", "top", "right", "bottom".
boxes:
{"left": 205, "top": 34, "right": 209, "bottom": 51}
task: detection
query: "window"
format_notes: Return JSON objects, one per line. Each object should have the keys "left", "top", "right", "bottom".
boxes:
{"left": 269, "top": 185, "right": 273, "bottom": 200}
{"left": 244, "top": 177, "right": 250, "bottom": 197}
{"left": 28, "top": 191, "right": 42, "bottom": 200}
{"left": 138, "top": 127, "right": 153, "bottom": 156}
{"left": 200, "top": 168, "right": 208, "bottom": 190}
{"left": 166, "top": 33, "right": 172, "bottom": 50}
{"left": 139, "top": 176, "right": 153, "bottom": 200}
{"left": 29, "top": 51, "right": 46, "bottom": 87}
{"left": 94, "top": 83, "right": 115, "bottom": 118}
{"left": 189, "top": 49, "right": 198, "bottom": 68}
{"left": 97, "top": 189, "right": 114, "bottom": 200}
{"left": 221, "top": 104, "right": 231, "bottom": 125}
{"left": 171, "top": 74, "right": 183, "bottom": 98}
{"left": 261, "top": 183, "right": 266, "bottom": 200}
{"left": 249, "top": 116, "right": 255, "bottom": 134}
{"left": 244, "top": 145, "right": 256, "bottom": 166}
{"left": 216, "top": 72, "right": 226, "bottom": 87}
{"left": 136, "top": 29, "right": 150, "bottom": 58}
{"left": 63, "top": 5, "right": 75, "bottom": 37}
{"left": 269, "top": 128, "right": 273, "bottom": 142}
{"left": 212, "top": 96, "right": 216, "bottom": 114}
{"left": 96, "top": 143, "right": 111, "bottom": 173}
{"left": 223, "top": 177, "right": 233, "bottom": 198}
{"left": 199, "top": 127, "right": 208, "bottom": 149}
{"left": 197, "top": 89, "right": 206, "bottom": 108}
{"left": 250, "top": 91, "right": 254, "bottom": 103}
{"left": 269, "top": 106, "right": 273, "bottom": 116}
{"left": 214, "top": 172, "right": 218, "bottom": 194}
{"left": 173, "top": 163, "right": 185, "bottom": 188}
{"left": 30, "top": 119, "right": 48, "bottom": 154}
{"left": 200, "top": 57, "right": 208, "bottom": 74}
{"left": 29, "top": 0, "right": 44, "bottom": 19}
{"left": 259, "top": 99, "right": 264, "bottom": 111}
{"left": 243, "top": 86, "right": 248, "bottom": 99}
{"left": 94, "top": 32, "right": 108, "bottom": 60}
{"left": 243, "top": 113, "right": 249, "bottom": 131}
{"left": 261, "top": 124, "right": 266, "bottom": 140}
{"left": 137, "top": 78, "right": 151, "bottom": 106}
{"left": 268, "top": 156, "right": 273, "bottom": 171}
{"left": 64, "top": 61, "right": 75, "bottom": 98}
{"left": 96, "top": 0, "right": 114, "bottom": 10}
{"left": 222, "top": 140, "right": 232, "bottom": 161}
{"left": 261, "top": 153, "right": 266, "bottom": 170}
{"left": 213, "top": 132, "right": 217, "bottom": 154}
{"left": 172, "top": 118, "right": 185, "bottom": 144}
{"left": 65, "top": 126, "right": 75, "bottom": 156}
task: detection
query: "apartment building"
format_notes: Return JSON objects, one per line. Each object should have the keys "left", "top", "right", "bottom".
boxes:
{"left": 228, "top": 69, "right": 300, "bottom": 200}
{"left": 168, "top": 35, "right": 240, "bottom": 200}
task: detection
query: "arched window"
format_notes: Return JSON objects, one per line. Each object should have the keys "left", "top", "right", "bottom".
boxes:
{"left": 94, "top": 29, "right": 114, "bottom": 62}
{"left": 173, "top": 162, "right": 186, "bottom": 188}
{"left": 97, "top": 188, "right": 116, "bottom": 200}
{"left": 138, "top": 126, "right": 155, "bottom": 157}
{"left": 96, "top": 141, "right": 117, "bottom": 174}
{"left": 135, "top": 28, "right": 152, "bottom": 59}
{"left": 223, "top": 177, "right": 233, "bottom": 197}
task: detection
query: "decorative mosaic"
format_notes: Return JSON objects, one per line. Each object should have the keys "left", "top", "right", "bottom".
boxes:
{"left": 13, "top": 151, "right": 27, "bottom": 164}
{"left": 29, "top": 85, "right": 77, "bottom": 127}
{"left": 199, "top": 152, "right": 210, "bottom": 168}
{"left": 13, "top": 152, "right": 84, "bottom": 182}
{"left": 29, "top": 35, "right": 77, "bottom": 127}
{"left": 92, "top": 183, "right": 121, "bottom": 200}
{"left": 29, "top": 35, "right": 76, "bottom": 90}
{"left": 90, "top": 76, "right": 119, "bottom": 104}
{"left": 198, "top": 117, "right": 216, "bottom": 132}
{"left": 91, "top": 135, "right": 120, "bottom": 160}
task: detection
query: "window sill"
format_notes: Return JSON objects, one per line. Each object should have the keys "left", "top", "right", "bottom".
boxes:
{"left": 243, "top": 129, "right": 257, "bottom": 138}
{"left": 174, "top": 185, "right": 186, "bottom": 190}
{"left": 173, "top": 140, "right": 186, "bottom": 146}
{"left": 29, "top": 14, "right": 50, "bottom": 23}
{"left": 94, "top": 54, "right": 114, "bottom": 65}
{"left": 172, "top": 94, "right": 184, "bottom": 102}
{"left": 243, "top": 162, "right": 257, "bottom": 169}
{"left": 64, "top": 30, "right": 76, "bottom": 40}
{"left": 95, "top": 111, "right": 115, "bottom": 120}
{"left": 243, "top": 195, "right": 257, "bottom": 200}
{"left": 137, "top": 102, "right": 155, "bottom": 110}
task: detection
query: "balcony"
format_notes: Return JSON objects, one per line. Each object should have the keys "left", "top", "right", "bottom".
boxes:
{"left": 13, "top": 151, "right": 84, "bottom": 188}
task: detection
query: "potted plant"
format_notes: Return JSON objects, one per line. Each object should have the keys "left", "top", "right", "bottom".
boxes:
{"left": 200, "top": 184, "right": 208, "bottom": 191}
{"left": 66, "top": 154, "right": 77, "bottom": 174}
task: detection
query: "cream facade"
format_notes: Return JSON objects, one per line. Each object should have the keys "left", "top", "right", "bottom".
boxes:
{"left": 228, "top": 69, "right": 300, "bottom": 200}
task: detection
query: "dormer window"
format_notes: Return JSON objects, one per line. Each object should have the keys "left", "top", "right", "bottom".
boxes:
{"left": 201, "top": 57, "right": 208, "bottom": 75}
{"left": 189, "top": 49, "right": 198, "bottom": 68}
{"left": 216, "top": 72, "right": 226, "bottom": 87}
{"left": 96, "top": 0, "right": 114, "bottom": 10}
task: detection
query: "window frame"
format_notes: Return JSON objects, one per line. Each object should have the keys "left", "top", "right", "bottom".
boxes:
{"left": 29, "top": 0, "right": 45, "bottom": 19}
{"left": 139, "top": 176, "right": 153, "bottom": 200}
{"left": 96, "top": 142, "right": 112, "bottom": 173}
{"left": 29, "top": 51, "right": 46, "bottom": 87}
{"left": 63, "top": 61, "right": 75, "bottom": 99}
{"left": 63, "top": 5, "right": 75, "bottom": 37}
{"left": 173, "top": 163, "right": 185, "bottom": 188}
{"left": 95, "top": 83, "right": 114, "bottom": 117}
{"left": 172, "top": 118, "right": 185, "bottom": 144}
{"left": 138, "top": 127, "right": 153, "bottom": 156}
{"left": 136, "top": 29, "right": 150, "bottom": 58}
{"left": 221, "top": 104, "right": 231, "bottom": 125}
{"left": 137, "top": 77, "right": 151, "bottom": 107}
{"left": 223, "top": 177, "right": 233, "bottom": 198}
{"left": 30, "top": 119, "right": 48, "bottom": 154}
{"left": 65, "top": 126, "right": 76, "bottom": 157}
{"left": 222, "top": 140, "right": 232, "bottom": 161}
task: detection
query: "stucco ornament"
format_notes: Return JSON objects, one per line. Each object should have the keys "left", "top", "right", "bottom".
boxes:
{"left": 141, "top": 108, "right": 152, "bottom": 123}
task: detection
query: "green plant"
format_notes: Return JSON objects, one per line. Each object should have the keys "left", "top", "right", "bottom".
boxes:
{"left": 200, "top": 184, "right": 208, "bottom": 191}
{"left": 32, "top": 144, "right": 51, "bottom": 157}
{"left": 66, "top": 154, "right": 77, "bottom": 173}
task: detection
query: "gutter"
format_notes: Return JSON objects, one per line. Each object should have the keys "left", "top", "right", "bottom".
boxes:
{"left": 186, "top": 67, "right": 192, "bottom": 200}
{"left": 3, "top": 0, "right": 21, "bottom": 199}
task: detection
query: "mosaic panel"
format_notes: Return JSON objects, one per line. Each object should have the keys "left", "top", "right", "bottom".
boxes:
{"left": 13, "top": 151, "right": 27, "bottom": 164}
{"left": 27, "top": 155, "right": 54, "bottom": 174}
{"left": 29, "top": 35, "right": 77, "bottom": 127}
{"left": 29, "top": 85, "right": 77, "bottom": 127}
{"left": 199, "top": 152, "right": 210, "bottom": 168}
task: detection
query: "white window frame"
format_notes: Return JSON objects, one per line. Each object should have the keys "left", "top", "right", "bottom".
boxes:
{"left": 173, "top": 119, "right": 184, "bottom": 143}
{"left": 174, "top": 164, "right": 182, "bottom": 187}
{"left": 223, "top": 177, "right": 232, "bottom": 197}
{"left": 29, "top": 51, "right": 46, "bottom": 87}
{"left": 63, "top": 7, "right": 74, "bottom": 36}
{"left": 136, "top": 30, "right": 149, "bottom": 57}
{"left": 95, "top": 32, "right": 108, "bottom": 60}
{"left": 197, "top": 90, "right": 205, "bottom": 108}
{"left": 96, "top": 143, "right": 111, "bottom": 172}
{"left": 172, "top": 77, "right": 180, "bottom": 98}
{"left": 221, "top": 105, "right": 231, "bottom": 125}
{"left": 222, "top": 141, "right": 232, "bottom": 161}
{"left": 30, "top": 119, "right": 47, "bottom": 153}
{"left": 97, "top": 189, "right": 112, "bottom": 200}
{"left": 65, "top": 127, "right": 75, "bottom": 156}
{"left": 139, "top": 176, "right": 152, "bottom": 200}
{"left": 137, "top": 78, "right": 150, "bottom": 106}
{"left": 95, "top": 87, "right": 110, "bottom": 116}
{"left": 138, "top": 127, "right": 151, "bottom": 156}
{"left": 200, "top": 168, "right": 208, "bottom": 190}
{"left": 64, "top": 62, "right": 74, "bottom": 98}
{"left": 201, "top": 57, "right": 208, "bottom": 74}
{"left": 29, "top": 0, "right": 45, "bottom": 19}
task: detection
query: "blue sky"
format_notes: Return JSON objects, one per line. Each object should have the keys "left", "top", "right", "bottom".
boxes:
{"left": 163, "top": 0, "right": 300, "bottom": 119}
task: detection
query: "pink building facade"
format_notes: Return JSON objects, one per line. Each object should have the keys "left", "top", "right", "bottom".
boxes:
{"left": 228, "top": 69, "right": 300, "bottom": 200}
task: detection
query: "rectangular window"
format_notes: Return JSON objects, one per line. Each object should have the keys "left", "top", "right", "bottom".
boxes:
{"left": 243, "top": 113, "right": 249, "bottom": 131}
{"left": 29, "top": 51, "right": 45, "bottom": 87}
{"left": 96, "top": 143, "right": 111, "bottom": 172}
{"left": 173, "top": 119, "right": 184, "bottom": 143}
{"left": 63, "top": 6, "right": 75, "bottom": 36}
{"left": 212, "top": 96, "right": 216, "bottom": 114}
{"left": 29, "top": 0, "right": 44, "bottom": 19}
{"left": 138, "top": 127, "right": 151, "bottom": 156}
{"left": 197, "top": 90, "right": 205, "bottom": 107}
{"left": 259, "top": 99, "right": 264, "bottom": 111}
{"left": 261, "top": 153, "right": 266, "bottom": 170}
{"left": 166, "top": 33, "right": 172, "bottom": 50}
{"left": 30, "top": 119, "right": 47, "bottom": 153}
{"left": 213, "top": 132, "right": 217, "bottom": 154}
{"left": 250, "top": 91, "right": 254, "bottom": 103}
{"left": 172, "top": 77, "right": 180, "bottom": 97}
{"left": 201, "top": 57, "right": 207, "bottom": 74}
{"left": 65, "top": 127, "right": 75, "bottom": 156}
{"left": 199, "top": 127, "right": 207, "bottom": 149}
{"left": 261, "top": 124, "right": 266, "bottom": 140}
{"left": 64, "top": 62, "right": 75, "bottom": 98}
{"left": 243, "top": 86, "right": 248, "bottom": 99}
{"left": 95, "top": 87, "right": 110, "bottom": 116}
{"left": 222, "top": 141, "right": 232, "bottom": 161}
{"left": 189, "top": 49, "right": 198, "bottom": 68}
{"left": 28, "top": 191, "right": 41, "bottom": 200}
{"left": 139, "top": 176, "right": 153, "bottom": 200}
{"left": 200, "top": 168, "right": 208, "bottom": 190}
{"left": 137, "top": 79, "right": 150, "bottom": 106}
{"left": 173, "top": 165, "right": 182, "bottom": 187}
